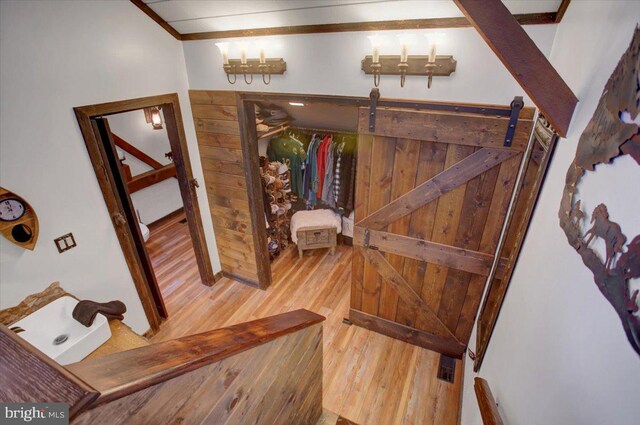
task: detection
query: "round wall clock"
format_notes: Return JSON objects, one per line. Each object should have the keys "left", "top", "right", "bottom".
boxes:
{"left": 0, "top": 198, "right": 26, "bottom": 222}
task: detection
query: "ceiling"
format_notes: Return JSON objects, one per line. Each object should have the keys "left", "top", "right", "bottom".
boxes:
{"left": 142, "top": 0, "right": 562, "bottom": 35}
{"left": 260, "top": 99, "right": 360, "bottom": 132}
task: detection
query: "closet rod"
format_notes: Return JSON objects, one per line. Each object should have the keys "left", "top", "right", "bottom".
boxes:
{"left": 289, "top": 126, "right": 358, "bottom": 136}
{"left": 257, "top": 122, "right": 290, "bottom": 140}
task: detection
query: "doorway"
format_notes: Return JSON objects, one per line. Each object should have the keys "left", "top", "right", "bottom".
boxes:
{"left": 75, "top": 94, "right": 216, "bottom": 333}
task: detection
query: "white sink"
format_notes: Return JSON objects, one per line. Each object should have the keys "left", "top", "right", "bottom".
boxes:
{"left": 12, "top": 296, "right": 111, "bottom": 365}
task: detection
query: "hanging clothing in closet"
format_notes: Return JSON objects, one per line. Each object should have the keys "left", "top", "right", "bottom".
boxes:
{"left": 267, "top": 136, "right": 306, "bottom": 195}
{"left": 302, "top": 133, "right": 357, "bottom": 215}
{"left": 303, "top": 135, "right": 321, "bottom": 206}
{"left": 335, "top": 136, "right": 357, "bottom": 214}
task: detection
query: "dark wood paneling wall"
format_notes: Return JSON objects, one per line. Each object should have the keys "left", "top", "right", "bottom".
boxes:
{"left": 351, "top": 105, "right": 534, "bottom": 357}
{"left": 190, "top": 90, "right": 264, "bottom": 287}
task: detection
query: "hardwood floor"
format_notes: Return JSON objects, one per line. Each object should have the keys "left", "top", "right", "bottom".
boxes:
{"left": 146, "top": 212, "right": 463, "bottom": 425}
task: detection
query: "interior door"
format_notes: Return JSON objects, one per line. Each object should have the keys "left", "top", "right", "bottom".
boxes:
{"left": 92, "top": 117, "right": 168, "bottom": 318}
{"left": 350, "top": 105, "right": 534, "bottom": 358}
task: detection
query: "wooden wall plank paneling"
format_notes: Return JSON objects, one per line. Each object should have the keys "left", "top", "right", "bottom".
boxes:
{"left": 72, "top": 321, "right": 323, "bottom": 425}
{"left": 454, "top": 153, "right": 522, "bottom": 342}
{"left": 396, "top": 140, "right": 447, "bottom": 326}
{"left": 195, "top": 132, "right": 242, "bottom": 149}
{"left": 202, "top": 158, "right": 245, "bottom": 176}
{"left": 378, "top": 138, "right": 421, "bottom": 321}
{"left": 199, "top": 145, "right": 244, "bottom": 163}
{"left": 191, "top": 104, "right": 238, "bottom": 121}
{"left": 436, "top": 164, "right": 499, "bottom": 332}
{"left": 189, "top": 90, "right": 238, "bottom": 106}
{"left": 351, "top": 134, "right": 374, "bottom": 311}
{"left": 196, "top": 118, "right": 242, "bottom": 136}
{"left": 360, "top": 136, "right": 396, "bottom": 316}
{"left": 415, "top": 144, "right": 475, "bottom": 328}
{"left": 190, "top": 90, "right": 261, "bottom": 287}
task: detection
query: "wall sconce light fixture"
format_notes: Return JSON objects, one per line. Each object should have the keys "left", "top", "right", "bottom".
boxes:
{"left": 144, "top": 107, "right": 163, "bottom": 130}
{"left": 216, "top": 41, "right": 286, "bottom": 86}
{"left": 362, "top": 32, "right": 456, "bottom": 89}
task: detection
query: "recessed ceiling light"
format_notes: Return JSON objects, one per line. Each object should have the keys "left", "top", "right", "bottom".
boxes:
{"left": 289, "top": 102, "right": 305, "bottom": 107}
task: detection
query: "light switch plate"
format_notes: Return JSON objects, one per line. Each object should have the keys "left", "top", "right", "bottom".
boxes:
{"left": 54, "top": 233, "right": 77, "bottom": 253}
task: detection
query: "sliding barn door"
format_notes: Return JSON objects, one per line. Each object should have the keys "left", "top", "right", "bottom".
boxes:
{"left": 350, "top": 106, "right": 534, "bottom": 358}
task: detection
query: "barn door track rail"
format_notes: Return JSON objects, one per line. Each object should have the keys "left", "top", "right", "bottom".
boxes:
{"left": 367, "top": 88, "right": 525, "bottom": 137}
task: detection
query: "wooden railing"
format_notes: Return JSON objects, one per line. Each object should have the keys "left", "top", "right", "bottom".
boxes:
{"left": 1, "top": 309, "right": 325, "bottom": 424}
{"left": 474, "top": 377, "right": 504, "bottom": 425}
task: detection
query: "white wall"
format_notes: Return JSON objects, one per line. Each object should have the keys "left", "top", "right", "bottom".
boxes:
{"left": 183, "top": 25, "right": 556, "bottom": 106}
{"left": 108, "top": 110, "right": 183, "bottom": 224}
{"left": 0, "top": 0, "right": 221, "bottom": 334}
{"left": 461, "top": 3, "right": 640, "bottom": 425}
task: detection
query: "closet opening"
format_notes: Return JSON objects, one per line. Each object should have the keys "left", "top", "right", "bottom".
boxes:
{"left": 253, "top": 100, "right": 360, "bottom": 280}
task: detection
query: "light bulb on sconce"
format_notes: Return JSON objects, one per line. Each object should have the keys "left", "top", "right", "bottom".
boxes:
{"left": 216, "top": 42, "right": 230, "bottom": 64}
{"left": 239, "top": 41, "right": 248, "bottom": 65}
{"left": 425, "top": 32, "right": 445, "bottom": 88}
{"left": 216, "top": 42, "right": 235, "bottom": 84}
{"left": 396, "top": 34, "right": 415, "bottom": 87}
{"left": 367, "top": 35, "right": 384, "bottom": 87}
{"left": 256, "top": 40, "right": 271, "bottom": 84}
{"left": 237, "top": 41, "right": 253, "bottom": 84}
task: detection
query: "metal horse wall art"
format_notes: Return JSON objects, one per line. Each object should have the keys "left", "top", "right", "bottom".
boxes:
{"left": 559, "top": 26, "right": 640, "bottom": 356}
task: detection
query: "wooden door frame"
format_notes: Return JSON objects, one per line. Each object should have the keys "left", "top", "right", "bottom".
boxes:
{"left": 75, "top": 93, "right": 216, "bottom": 332}
{"left": 235, "top": 90, "right": 526, "bottom": 290}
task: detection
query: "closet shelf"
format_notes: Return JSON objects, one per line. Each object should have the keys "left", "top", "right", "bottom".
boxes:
{"left": 257, "top": 121, "right": 290, "bottom": 140}
{"left": 289, "top": 126, "right": 357, "bottom": 136}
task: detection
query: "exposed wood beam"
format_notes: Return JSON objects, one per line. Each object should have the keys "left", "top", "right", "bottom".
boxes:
{"left": 181, "top": 13, "right": 556, "bottom": 41}
{"left": 555, "top": 0, "right": 571, "bottom": 23}
{"left": 454, "top": 0, "right": 577, "bottom": 137}
{"left": 112, "top": 133, "right": 164, "bottom": 170}
{"left": 128, "top": 163, "right": 177, "bottom": 193}
{"left": 130, "top": 0, "right": 182, "bottom": 41}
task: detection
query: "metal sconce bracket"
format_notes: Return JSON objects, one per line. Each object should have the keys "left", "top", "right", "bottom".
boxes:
{"left": 224, "top": 58, "right": 286, "bottom": 85}
{"left": 362, "top": 55, "right": 457, "bottom": 87}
